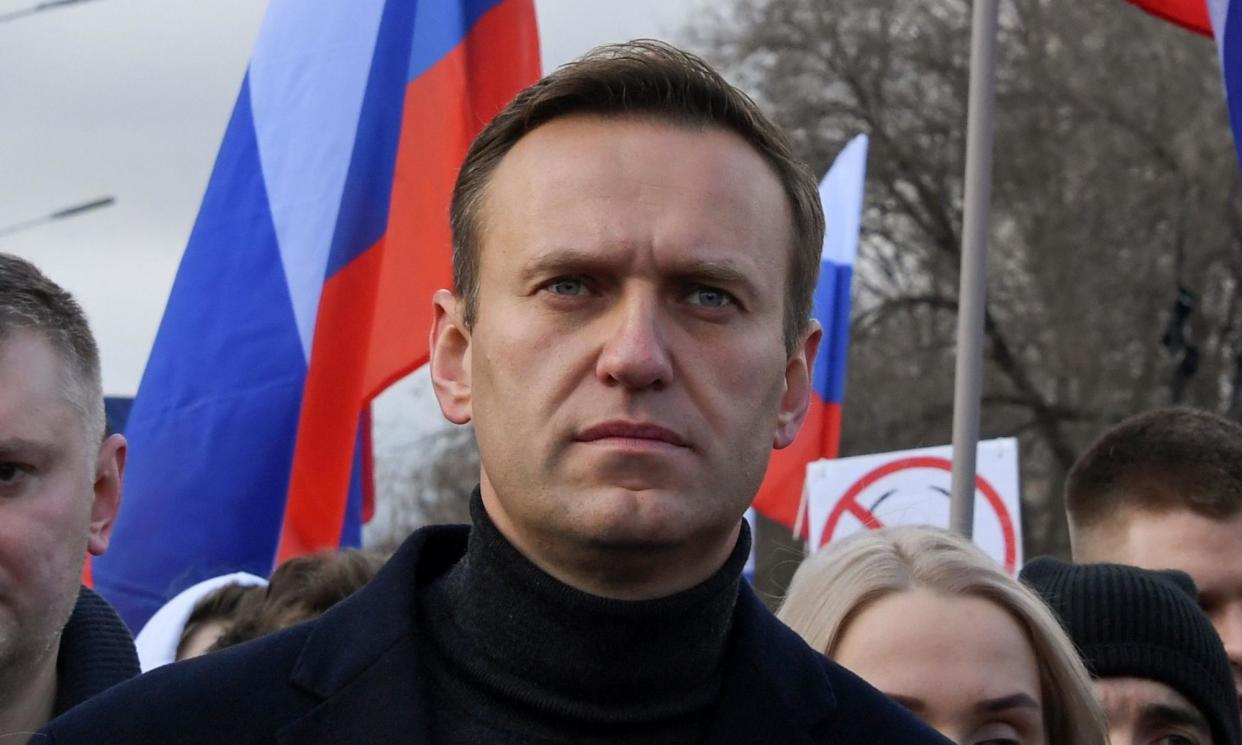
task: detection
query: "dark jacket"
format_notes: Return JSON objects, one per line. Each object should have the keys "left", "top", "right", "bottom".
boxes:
{"left": 54, "top": 585, "right": 140, "bottom": 716}
{"left": 41, "top": 526, "right": 947, "bottom": 744}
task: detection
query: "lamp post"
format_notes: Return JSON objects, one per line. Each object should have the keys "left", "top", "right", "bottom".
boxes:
{"left": 0, "top": 196, "right": 115, "bottom": 238}
{"left": 0, "top": 0, "right": 101, "bottom": 24}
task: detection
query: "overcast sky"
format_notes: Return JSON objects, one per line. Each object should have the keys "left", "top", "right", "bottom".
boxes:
{"left": 0, "top": 0, "right": 704, "bottom": 400}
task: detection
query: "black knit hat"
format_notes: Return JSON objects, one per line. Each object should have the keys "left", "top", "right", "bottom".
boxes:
{"left": 1021, "top": 557, "right": 1240, "bottom": 745}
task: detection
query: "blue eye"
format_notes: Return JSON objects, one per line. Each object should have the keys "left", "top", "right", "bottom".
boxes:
{"left": 686, "top": 286, "right": 732, "bottom": 308}
{"left": 546, "top": 278, "right": 589, "bottom": 296}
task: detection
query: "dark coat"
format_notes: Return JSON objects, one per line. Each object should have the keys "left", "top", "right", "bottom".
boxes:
{"left": 40, "top": 526, "right": 948, "bottom": 744}
{"left": 54, "top": 585, "right": 140, "bottom": 716}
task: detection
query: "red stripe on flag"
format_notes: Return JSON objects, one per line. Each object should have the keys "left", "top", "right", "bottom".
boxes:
{"left": 276, "top": 0, "right": 539, "bottom": 562}
{"left": 362, "top": 0, "right": 540, "bottom": 397}
{"left": 1125, "top": 0, "right": 1213, "bottom": 36}
{"left": 752, "top": 396, "right": 841, "bottom": 532}
{"left": 278, "top": 243, "right": 382, "bottom": 560}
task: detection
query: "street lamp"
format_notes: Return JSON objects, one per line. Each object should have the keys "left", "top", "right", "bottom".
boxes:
{"left": 0, "top": 196, "right": 115, "bottom": 238}
{"left": 0, "top": 0, "right": 102, "bottom": 24}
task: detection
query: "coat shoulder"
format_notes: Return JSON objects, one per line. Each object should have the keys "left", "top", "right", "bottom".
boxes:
{"left": 39, "top": 620, "right": 317, "bottom": 744}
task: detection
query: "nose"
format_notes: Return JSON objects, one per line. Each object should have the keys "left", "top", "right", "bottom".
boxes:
{"left": 595, "top": 290, "right": 673, "bottom": 391}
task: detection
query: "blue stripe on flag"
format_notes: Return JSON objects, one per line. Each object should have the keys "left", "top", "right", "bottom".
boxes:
{"left": 325, "top": 0, "right": 419, "bottom": 277}
{"left": 339, "top": 419, "right": 367, "bottom": 546}
{"left": 809, "top": 134, "right": 869, "bottom": 405}
{"left": 811, "top": 262, "right": 854, "bottom": 403}
{"left": 1222, "top": 0, "right": 1242, "bottom": 174}
{"left": 95, "top": 77, "right": 308, "bottom": 631}
{"left": 407, "top": 0, "right": 506, "bottom": 82}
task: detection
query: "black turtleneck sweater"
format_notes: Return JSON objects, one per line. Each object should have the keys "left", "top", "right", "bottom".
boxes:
{"left": 416, "top": 490, "right": 749, "bottom": 744}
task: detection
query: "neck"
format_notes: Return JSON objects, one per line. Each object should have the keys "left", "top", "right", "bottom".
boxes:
{"left": 0, "top": 645, "right": 57, "bottom": 743}
{"left": 416, "top": 488, "right": 748, "bottom": 735}
{"left": 479, "top": 483, "right": 742, "bottom": 601}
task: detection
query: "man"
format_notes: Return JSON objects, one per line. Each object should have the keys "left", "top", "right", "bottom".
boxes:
{"left": 1023, "top": 557, "right": 1241, "bottom": 745}
{"left": 42, "top": 42, "right": 945, "bottom": 743}
{"left": 1066, "top": 407, "right": 1242, "bottom": 705}
{"left": 0, "top": 253, "right": 135, "bottom": 740}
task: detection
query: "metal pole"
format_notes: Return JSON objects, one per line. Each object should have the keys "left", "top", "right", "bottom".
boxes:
{"left": 0, "top": 0, "right": 100, "bottom": 24}
{"left": 949, "top": 0, "right": 1000, "bottom": 538}
{"left": 0, "top": 196, "right": 115, "bottom": 238}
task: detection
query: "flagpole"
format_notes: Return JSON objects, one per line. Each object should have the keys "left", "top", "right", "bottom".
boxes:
{"left": 949, "top": 0, "right": 999, "bottom": 538}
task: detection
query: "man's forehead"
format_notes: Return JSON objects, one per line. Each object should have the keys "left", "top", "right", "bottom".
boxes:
{"left": 1096, "top": 677, "right": 1209, "bottom": 729}
{"left": 0, "top": 329, "right": 82, "bottom": 442}
{"left": 481, "top": 116, "right": 791, "bottom": 270}
{"left": 489, "top": 115, "right": 787, "bottom": 213}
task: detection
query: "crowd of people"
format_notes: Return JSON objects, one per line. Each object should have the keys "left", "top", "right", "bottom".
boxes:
{"left": 2, "top": 39, "right": 1240, "bottom": 744}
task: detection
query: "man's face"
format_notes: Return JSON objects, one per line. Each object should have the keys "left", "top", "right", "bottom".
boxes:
{"left": 1095, "top": 677, "right": 1213, "bottom": 745}
{"left": 1079, "top": 508, "right": 1242, "bottom": 708}
{"left": 0, "top": 329, "right": 122, "bottom": 675}
{"left": 431, "top": 115, "right": 817, "bottom": 593}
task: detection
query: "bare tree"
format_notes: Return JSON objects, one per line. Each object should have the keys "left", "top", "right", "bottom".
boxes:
{"left": 365, "top": 423, "right": 479, "bottom": 553}
{"left": 685, "top": 0, "right": 1242, "bottom": 574}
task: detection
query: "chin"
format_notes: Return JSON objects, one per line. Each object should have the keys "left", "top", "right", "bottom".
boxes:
{"left": 574, "top": 493, "right": 733, "bottom": 545}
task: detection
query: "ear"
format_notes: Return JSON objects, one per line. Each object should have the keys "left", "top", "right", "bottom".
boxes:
{"left": 88, "top": 433, "right": 126, "bottom": 556}
{"left": 429, "top": 289, "right": 473, "bottom": 425}
{"left": 773, "top": 321, "right": 823, "bottom": 449}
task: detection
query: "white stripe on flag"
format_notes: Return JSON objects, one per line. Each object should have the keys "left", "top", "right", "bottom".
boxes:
{"left": 250, "top": 0, "right": 388, "bottom": 361}
{"left": 818, "top": 134, "right": 869, "bottom": 268}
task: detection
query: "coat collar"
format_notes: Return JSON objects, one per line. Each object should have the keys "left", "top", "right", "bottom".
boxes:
{"left": 274, "top": 524, "right": 838, "bottom": 745}
{"left": 276, "top": 524, "right": 466, "bottom": 745}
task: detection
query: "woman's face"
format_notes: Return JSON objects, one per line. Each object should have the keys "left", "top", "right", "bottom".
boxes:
{"left": 833, "top": 588, "right": 1047, "bottom": 745}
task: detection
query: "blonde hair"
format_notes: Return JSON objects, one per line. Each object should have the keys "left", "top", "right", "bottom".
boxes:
{"left": 778, "top": 527, "right": 1106, "bottom": 745}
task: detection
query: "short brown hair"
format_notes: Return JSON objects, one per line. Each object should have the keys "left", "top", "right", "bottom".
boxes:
{"left": 1066, "top": 407, "right": 1242, "bottom": 532}
{"left": 212, "top": 549, "right": 385, "bottom": 650}
{"left": 176, "top": 583, "right": 264, "bottom": 659}
{"left": 450, "top": 40, "right": 825, "bottom": 352}
{"left": 0, "top": 253, "right": 104, "bottom": 445}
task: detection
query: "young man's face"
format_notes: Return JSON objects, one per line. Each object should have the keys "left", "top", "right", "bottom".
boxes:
{"left": 0, "top": 329, "right": 122, "bottom": 678}
{"left": 1079, "top": 508, "right": 1242, "bottom": 710}
{"left": 1094, "top": 677, "right": 1213, "bottom": 745}
{"left": 431, "top": 115, "right": 818, "bottom": 597}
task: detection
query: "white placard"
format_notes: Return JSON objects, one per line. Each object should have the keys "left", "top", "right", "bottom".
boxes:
{"left": 805, "top": 438, "right": 1022, "bottom": 572}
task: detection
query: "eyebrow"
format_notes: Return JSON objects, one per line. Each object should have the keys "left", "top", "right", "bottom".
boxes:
{"left": 885, "top": 694, "right": 926, "bottom": 715}
{"left": 975, "top": 693, "right": 1041, "bottom": 714}
{"left": 1139, "top": 702, "right": 1211, "bottom": 731}
{"left": 520, "top": 247, "right": 762, "bottom": 294}
{"left": 0, "top": 437, "right": 56, "bottom": 460}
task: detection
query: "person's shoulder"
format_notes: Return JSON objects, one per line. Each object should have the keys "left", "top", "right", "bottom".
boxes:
{"left": 55, "top": 586, "right": 140, "bottom": 714}
{"left": 39, "top": 621, "right": 317, "bottom": 745}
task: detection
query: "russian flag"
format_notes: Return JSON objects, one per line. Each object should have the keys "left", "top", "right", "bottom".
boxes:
{"left": 94, "top": 0, "right": 539, "bottom": 632}
{"left": 751, "top": 135, "right": 869, "bottom": 533}
{"left": 1207, "top": 0, "right": 1242, "bottom": 175}
{"left": 1124, "top": 1, "right": 1242, "bottom": 181}
{"left": 1126, "top": 0, "right": 1214, "bottom": 35}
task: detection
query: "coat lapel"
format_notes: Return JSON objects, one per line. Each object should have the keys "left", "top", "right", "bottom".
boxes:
{"left": 274, "top": 525, "right": 469, "bottom": 745}
{"left": 275, "top": 635, "right": 427, "bottom": 745}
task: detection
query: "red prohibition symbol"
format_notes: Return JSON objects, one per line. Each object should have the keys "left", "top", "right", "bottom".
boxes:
{"left": 818, "top": 456, "right": 1018, "bottom": 573}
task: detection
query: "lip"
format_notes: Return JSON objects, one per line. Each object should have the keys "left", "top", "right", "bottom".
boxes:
{"left": 575, "top": 421, "right": 691, "bottom": 449}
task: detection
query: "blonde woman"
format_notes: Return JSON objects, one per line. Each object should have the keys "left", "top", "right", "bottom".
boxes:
{"left": 778, "top": 526, "right": 1106, "bottom": 745}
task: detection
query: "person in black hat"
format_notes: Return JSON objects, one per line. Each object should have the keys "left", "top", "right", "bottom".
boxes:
{"left": 1022, "top": 557, "right": 1241, "bottom": 745}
